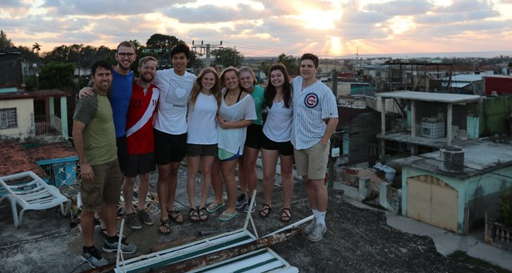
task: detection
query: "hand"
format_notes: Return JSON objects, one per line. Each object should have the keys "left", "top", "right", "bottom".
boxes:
{"left": 320, "top": 139, "right": 328, "bottom": 147}
{"left": 79, "top": 87, "right": 94, "bottom": 98}
{"left": 81, "top": 162, "right": 94, "bottom": 181}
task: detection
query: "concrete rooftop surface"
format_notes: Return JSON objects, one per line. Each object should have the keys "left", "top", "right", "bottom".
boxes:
{"left": 1, "top": 166, "right": 511, "bottom": 272}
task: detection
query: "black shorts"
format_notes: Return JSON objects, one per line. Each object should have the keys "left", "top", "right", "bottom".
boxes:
{"left": 187, "top": 144, "right": 218, "bottom": 157}
{"left": 116, "top": 137, "right": 128, "bottom": 173}
{"left": 245, "top": 124, "right": 263, "bottom": 149}
{"left": 125, "top": 152, "right": 156, "bottom": 177}
{"left": 154, "top": 129, "right": 187, "bottom": 165}
{"left": 261, "top": 133, "right": 294, "bottom": 156}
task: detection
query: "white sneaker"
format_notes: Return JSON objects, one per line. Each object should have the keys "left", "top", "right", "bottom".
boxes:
{"left": 303, "top": 219, "right": 317, "bottom": 235}
{"left": 307, "top": 224, "right": 327, "bottom": 242}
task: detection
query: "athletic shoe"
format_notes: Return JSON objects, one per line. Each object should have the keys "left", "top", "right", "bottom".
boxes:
{"left": 138, "top": 209, "right": 154, "bottom": 226}
{"left": 82, "top": 246, "right": 108, "bottom": 268}
{"left": 236, "top": 194, "right": 248, "bottom": 210}
{"left": 125, "top": 212, "right": 142, "bottom": 229}
{"left": 244, "top": 198, "right": 256, "bottom": 213}
{"left": 303, "top": 219, "right": 317, "bottom": 235}
{"left": 102, "top": 238, "right": 137, "bottom": 254}
{"left": 307, "top": 224, "right": 327, "bottom": 242}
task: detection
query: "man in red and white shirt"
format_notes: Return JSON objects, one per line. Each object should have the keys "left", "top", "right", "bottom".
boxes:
{"left": 123, "top": 56, "right": 159, "bottom": 229}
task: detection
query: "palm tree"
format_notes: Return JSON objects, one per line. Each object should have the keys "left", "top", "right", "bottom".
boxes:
{"left": 32, "top": 42, "right": 41, "bottom": 53}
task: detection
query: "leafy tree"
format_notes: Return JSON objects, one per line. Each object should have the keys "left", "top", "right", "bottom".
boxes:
{"left": 211, "top": 47, "right": 244, "bottom": 67}
{"left": 16, "top": 45, "right": 40, "bottom": 63}
{"left": 0, "top": 30, "right": 13, "bottom": 48}
{"left": 146, "top": 34, "right": 180, "bottom": 49}
{"left": 38, "top": 62, "right": 75, "bottom": 90}
{"left": 258, "top": 60, "right": 272, "bottom": 75}
{"left": 277, "top": 53, "right": 299, "bottom": 75}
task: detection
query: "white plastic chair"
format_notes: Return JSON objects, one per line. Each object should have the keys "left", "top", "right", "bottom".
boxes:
{"left": 0, "top": 171, "right": 70, "bottom": 228}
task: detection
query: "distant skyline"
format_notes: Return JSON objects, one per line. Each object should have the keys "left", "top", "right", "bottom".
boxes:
{"left": 2, "top": 0, "right": 512, "bottom": 57}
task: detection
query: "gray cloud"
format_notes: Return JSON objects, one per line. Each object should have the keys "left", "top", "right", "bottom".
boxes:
{"left": 162, "top": 4, "right": 265, "bottom": 23}
{"left": 365, "top": 0, "right": 433, "bottom": 16}
{"left": 1, "top": 0, "right": 24, "bottom": 7}
{"left": 416, "top": 0, "right": 499, "bottom": 24}
{"left": 42, "top": 0, "right": 192, "bottom": 15}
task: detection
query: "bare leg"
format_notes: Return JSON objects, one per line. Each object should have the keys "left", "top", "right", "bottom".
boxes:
{"left": 243, "top": 146, "right": 260, "bottom": 197}
{"left": 186, "top": 156, "right": 200, "bottom": 209}
{"left": 309, "top": 178, "right": 328, "bottom": 212}
{"left": 166, "top": 161, "right": 181, "bottom": 211}
{"left": 304, "top": 176, "right": 317, "bottom": 210}
{"left": 211, "top": 158, "right": 224, "bottom": 205}
{"left": 137, "top": 173, "right": 150, "bottom": 210}
{"left": 261, "top": 148, "right": 279, "bottom": 206}
{"left": 81, "top": 210, "right": 95, "bottom": 246}
{"left": 157, "top": 164, "right": 171, "bottom": 220}
{"left": 280, "top": 154, "right": 294, "bottom": 209}
{"left": 123, "top": 176, "right": 135, "bottom": 214}
{"left": 238, "top": 157, "right": 247, "bottom": 195}
{"left": 200, "top": 156, "right": 214, "bottom": 208}
{"left": 102, "top": 203, "right": 118, "bottom": 237}
{"left": 221, "top": 158, "right": 239, "bottom": 214}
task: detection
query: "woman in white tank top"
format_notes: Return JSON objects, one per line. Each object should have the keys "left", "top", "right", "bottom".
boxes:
{"left": 260, "top": 64, "right": 295, "bottom": 222}
{"left": 186, "top": 67, "right": 222, "bottom": 222}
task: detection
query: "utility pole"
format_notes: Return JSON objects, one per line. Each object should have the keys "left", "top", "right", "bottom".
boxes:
{"left": 192, "top": 41, "right": 223, "bottom": 67}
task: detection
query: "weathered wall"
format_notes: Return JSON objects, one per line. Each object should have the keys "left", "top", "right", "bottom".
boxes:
{"left": 0, "top": 98, "right": 34, "bottom": 139}
{"left": 344, "top": 111, "right": 381, "bottom": 164}
{"left": 480, "top": 96, "right": 512, "bottom": 136}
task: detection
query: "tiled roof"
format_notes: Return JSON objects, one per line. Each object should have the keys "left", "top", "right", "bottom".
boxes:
{"left": 26, "top": 142, "right": 77, "bottom": 161}
{"left": 0, "top": 141, "right": 47, "bottom": 178}
{"left": 0, "top": 89, "right": 70, "bottom": 100}
{"left": 0, "top": 141, "right": 77, "bottom": 178}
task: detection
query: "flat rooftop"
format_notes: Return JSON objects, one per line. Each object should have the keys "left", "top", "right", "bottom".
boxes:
{"left": 376, "top": 91, "right": 481, "bottom": 104}
{"left": 396, "top": 140, "right": 512, "bottom": 179}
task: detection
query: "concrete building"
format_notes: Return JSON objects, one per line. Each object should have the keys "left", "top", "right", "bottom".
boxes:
{"left": 397, "top": 141, "right": 512, "bottom": 234}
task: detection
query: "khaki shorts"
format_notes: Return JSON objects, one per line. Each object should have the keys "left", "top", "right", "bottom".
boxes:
{"left": 294, "top": 141, "right": 329, "bottom": 180}
{"left": 80, "top": 159, "right": 122, "bottom": 213}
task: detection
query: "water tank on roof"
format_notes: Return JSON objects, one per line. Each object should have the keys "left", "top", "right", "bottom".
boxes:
{"left": 439, "top": 146, "right": 464, "bottom": 173}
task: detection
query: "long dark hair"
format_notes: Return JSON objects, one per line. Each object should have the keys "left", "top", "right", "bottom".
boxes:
{"left": 189, "top": 67, "right": 221, "bottom": 111}
{"left": 264, "top": 63, "right": 292, "bottom": 108}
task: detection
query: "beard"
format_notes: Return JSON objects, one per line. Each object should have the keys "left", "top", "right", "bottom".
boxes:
{"left": 141, "top": 72, "right": 155, "bottom": 83}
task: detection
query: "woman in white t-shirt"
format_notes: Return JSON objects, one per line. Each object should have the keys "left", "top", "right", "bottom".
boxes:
{"left": 260, "top": 64, "right": 295, "bottom": 222}
{"left": 215, "top": 66, "right": 257, "bottom": 221}
{"left": 186, "top": 67, "right": 222, "bottom": 222}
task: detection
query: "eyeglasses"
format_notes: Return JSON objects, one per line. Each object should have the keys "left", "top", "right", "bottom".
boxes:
{"left": 118, "top": 52, "right": 135, "bottom": 57}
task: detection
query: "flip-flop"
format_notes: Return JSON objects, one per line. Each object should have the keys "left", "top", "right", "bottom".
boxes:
{"left": 206, "top": 202, "right": 226, "bottom": 213}
{"left": 219, "top": 211, "right": 237, "bottom": 221}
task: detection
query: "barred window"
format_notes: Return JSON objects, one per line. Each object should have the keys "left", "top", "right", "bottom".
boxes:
{"left": 0, "top": 108, "right": 17, "bottom": 129}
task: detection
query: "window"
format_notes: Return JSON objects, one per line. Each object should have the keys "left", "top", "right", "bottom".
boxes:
{"left": 0, "top": 108, "right": 17, "bottom": 129}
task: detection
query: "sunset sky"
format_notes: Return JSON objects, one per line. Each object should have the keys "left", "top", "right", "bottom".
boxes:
{"left": 2, "top": 0, "right": 512, "bottom": 57}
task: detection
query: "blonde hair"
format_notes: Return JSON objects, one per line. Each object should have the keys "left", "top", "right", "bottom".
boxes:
{"left": 238, "top": 66, "right": 257, "bottom": 93}
{"left": 138, "top": 56, "right": 157, "bottom": 67}
{"left": 189, "top": 67, "right": 221, "bottom": 111}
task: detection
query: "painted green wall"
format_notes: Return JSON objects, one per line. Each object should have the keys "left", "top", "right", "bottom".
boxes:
{"left": 402, "top": 165, "right": 512, "bottom": 234}
{"left": 480, "top": 96, "right": 512, "bottom": 136}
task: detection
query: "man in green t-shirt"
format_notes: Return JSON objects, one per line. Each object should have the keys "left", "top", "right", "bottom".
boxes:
{"left": 73, "top": 60, "right": 136, "bottom": 268}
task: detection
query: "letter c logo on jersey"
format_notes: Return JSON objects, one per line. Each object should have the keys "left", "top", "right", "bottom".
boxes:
{"left": 304, "top": 93, "right": 318, "bottom": 108}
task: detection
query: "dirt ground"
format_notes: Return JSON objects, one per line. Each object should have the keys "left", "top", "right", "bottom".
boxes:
{"left": 0, "top": 169, "right": 497, "bottom": 273}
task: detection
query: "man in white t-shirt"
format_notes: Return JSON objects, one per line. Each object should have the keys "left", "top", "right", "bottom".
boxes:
{"left": 152, "top": 42, "right": 196, "bottom": 234}
{"left": 291, "top": 53, "right": 338, "bottom": 242}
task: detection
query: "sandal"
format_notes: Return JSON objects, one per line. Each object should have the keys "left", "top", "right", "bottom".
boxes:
{"left": 158, "top": 218, "right": 171, "bottom": 235}
{"left": 280, "top": 208, "right": 292, "bottom": 223}
{"left": 189, "top": 208, "right": 200, "bottom": 223}
{"left": 259, "top": 204, "right": 272, "bottom": 218}
{"left": 168, "top": 208, "right": 184, "bottom": 224}
{"left": 206, "top": 202, "right": 226, "bottom": 213}
{"left": 198, "top": 207, "right": 208, "bottom": 221}
{"left": 219, "top": 211, "right": 237, "bottom": 221}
